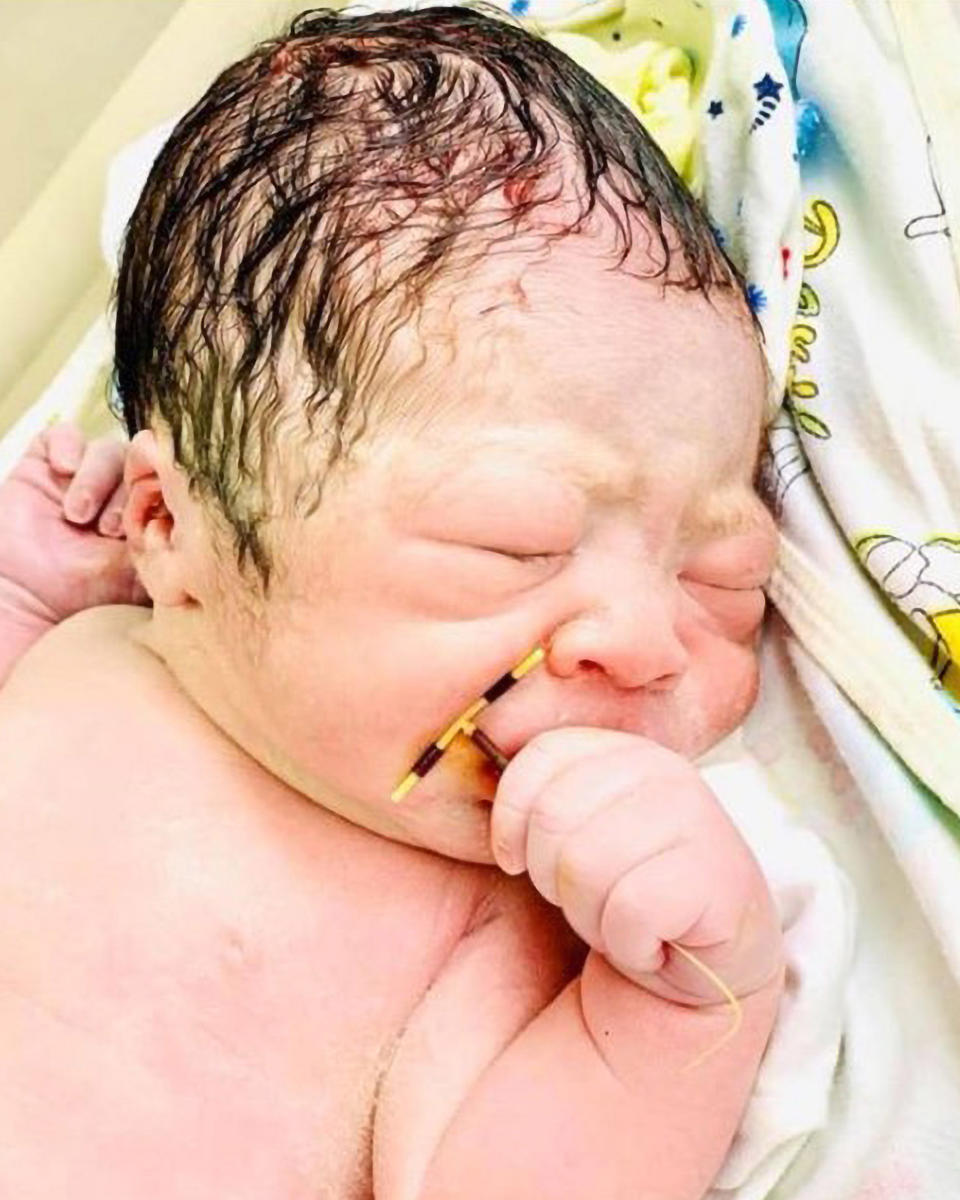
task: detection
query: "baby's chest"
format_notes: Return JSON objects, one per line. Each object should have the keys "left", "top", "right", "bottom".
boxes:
{"left": 0, "top": 761, "right": 488, "bottom": 1198}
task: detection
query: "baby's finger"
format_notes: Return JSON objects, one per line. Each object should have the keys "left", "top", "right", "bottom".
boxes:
{"left": 45, "top": 422, "right": 86, "bottom": 475}
{"left": 63, "top": 439, "right": 127, "bottom": 525}
{"left": 490, "top": 727, "right": 635, "bottom": 876}
{"left": 522, "top": 747, "right": 665, "bottom": 905}
{"left": 600, "top": 849, "right": 713, "bottom": 984}
{"left": 552, "top": 792, "right": 695, "bottom": 945}
{"left": 97, "top": 482, "right": 128, "bottom": 538}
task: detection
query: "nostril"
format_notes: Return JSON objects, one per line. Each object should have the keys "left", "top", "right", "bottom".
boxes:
{"left": 643, "top": 670, "right": 683, "bottom": 693}
{"left": 557, "top": 655, "right": 683, "bottom": 692}
{"left": 545, "top": 616, "right": 689, "bottom": 690}
{"left": 576, "top": 660, "right": 605, "bottom": 676}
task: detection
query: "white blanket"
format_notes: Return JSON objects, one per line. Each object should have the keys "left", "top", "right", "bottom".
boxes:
{"left": 699, "top": 749, "right": 857, "bottom": 1199}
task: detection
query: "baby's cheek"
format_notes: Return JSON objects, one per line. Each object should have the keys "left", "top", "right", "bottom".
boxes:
{"left": 683, "top": 620, "right": 763, "bottom": 750}
{"left": 715, "top": 589, "right": 766, "bottom": 643}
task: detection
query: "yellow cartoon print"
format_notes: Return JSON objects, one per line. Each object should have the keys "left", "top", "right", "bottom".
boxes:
{"left": 786, "top": 197, "right": 840, "bottom": 439}
{"left": 802, "top": 197, "right": 840, "bottom": 268}
{"left": 855, "top": 532, "right": 960, "bottom": 703}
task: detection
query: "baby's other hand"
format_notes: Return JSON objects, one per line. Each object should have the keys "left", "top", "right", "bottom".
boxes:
{"left": 490, "top": 728, "right": 783, "bottom": 1005}
{"left": 0, "top": 422, "right": 149, "bottom": 626}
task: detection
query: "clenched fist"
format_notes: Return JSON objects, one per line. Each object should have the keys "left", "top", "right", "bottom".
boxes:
{"left": 490, "top": 728, "right": 783, "bottom": 1005}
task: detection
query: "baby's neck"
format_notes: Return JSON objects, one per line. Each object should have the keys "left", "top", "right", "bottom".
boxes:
{"left": 133, "top": 608, "right": 423, "bottom": 848}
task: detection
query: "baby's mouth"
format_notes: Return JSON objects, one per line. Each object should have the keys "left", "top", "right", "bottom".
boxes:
{"left": 444, "top": 723, "right": 511, "bottom": 807}
{"left": 390, "top": 646, "right": 544, "bottom": 803}
{"left": 462, "top": 723, "right": 511, "bottom": 774}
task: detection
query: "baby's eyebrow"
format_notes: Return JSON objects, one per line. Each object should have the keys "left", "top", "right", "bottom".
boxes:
{"left": 685, "top": 480, "right": 772, "bottom": 541}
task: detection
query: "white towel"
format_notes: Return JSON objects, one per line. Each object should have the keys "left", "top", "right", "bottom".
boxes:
{"left": 699, "top": 750, "right": 856, "bottom": 1199}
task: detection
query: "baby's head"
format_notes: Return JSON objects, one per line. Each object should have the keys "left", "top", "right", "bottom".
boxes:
{"left": 116, "top": 6, "right": 777, "bottom": 861}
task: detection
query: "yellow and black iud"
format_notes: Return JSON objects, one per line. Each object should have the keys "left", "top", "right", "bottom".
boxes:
{"left": 391, "top": 646, "right": 544, "bottom": 802}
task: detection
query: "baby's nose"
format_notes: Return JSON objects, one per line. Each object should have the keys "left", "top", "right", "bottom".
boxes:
{"left": 545, "top": 583, "right": 689, "bottom": 692}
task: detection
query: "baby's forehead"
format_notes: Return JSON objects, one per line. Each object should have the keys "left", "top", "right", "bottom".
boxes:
{"left": 426, "top": 232, "right": 755, "bottom": 355}
{"left": 340, "top": 231, "right": 767, "bottom": 524}
{"left": 390, "top": 256, "right": 763, "bottom": 427}
{"left": 380, "top": 396, "right": 761, "bottom": 520}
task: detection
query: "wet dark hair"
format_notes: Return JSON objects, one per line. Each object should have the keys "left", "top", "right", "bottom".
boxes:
{"left": 114, "top": 5, "right": 750, "bottom": 589}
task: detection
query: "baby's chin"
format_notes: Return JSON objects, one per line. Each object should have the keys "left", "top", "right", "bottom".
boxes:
{"left": 372, "top": 715, "right": 750, "bottom": 865}
{"left": 343, "top": 673, "right": 760, "bottom": 862}
{"left": 395, "top": 780, "right": 499, "bottom": 864}
{"left": 380, "top": 742, "right": 502, "bottom": 864}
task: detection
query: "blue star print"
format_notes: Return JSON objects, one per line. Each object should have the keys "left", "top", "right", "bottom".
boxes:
{"left": 754, "top": 73, "right": 784, "bottom": 102}
{"left": 731, "top": 14, "right": 747, "bottom": 37}
{"left": 751, "top": 72, "right": 785, "bottom": 131}
{"left": 708, "top": 99, "right": 724, "bottom": 118}
{"left": 746, "top": 284, "right": 767, "bottom": 313}
{"left": 510, "top": 0, "right": 530, "bottom": 12}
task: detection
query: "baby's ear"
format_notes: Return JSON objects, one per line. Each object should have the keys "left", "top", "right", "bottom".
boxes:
{"left": 123, "top": 430, "right": 198, "bottom": 608}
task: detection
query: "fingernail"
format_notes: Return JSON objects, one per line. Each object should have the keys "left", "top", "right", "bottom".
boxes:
{"left": 101, "top": 511, "right": 123, "bottom": 537}
{"left": 65, "top": 492, "right": 94, "bottom": 523}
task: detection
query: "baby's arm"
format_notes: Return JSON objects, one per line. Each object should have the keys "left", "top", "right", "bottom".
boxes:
{"left": 0, "top": 423, "right": 145, "bottom": 686}
{"left": 377, "top": 901, "right": 780, "bottom": 1200}
{"left": 375, "top": 731, "right": 784, "bottom": 1200}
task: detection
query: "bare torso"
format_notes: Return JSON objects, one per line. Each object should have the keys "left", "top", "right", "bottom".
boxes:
{"left": 0, "top": 607, "right": 583, "bottom": 1198}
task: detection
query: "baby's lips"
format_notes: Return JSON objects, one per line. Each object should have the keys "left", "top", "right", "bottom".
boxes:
{"left": 478, "top": 674, "right": 650, "bottom": 762}
{"left": 468, "top": 718, "right": 581, "bottom": 793}
{"left": 471, "top": 697, "right": 534, "bottom": 752}
{"left": 474, "top": 712, "right": 571, "bottom": 763}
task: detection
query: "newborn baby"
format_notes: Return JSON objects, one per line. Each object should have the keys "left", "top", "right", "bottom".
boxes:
{"left": 0, "top": 9, "right": 785, "bottom": 1197}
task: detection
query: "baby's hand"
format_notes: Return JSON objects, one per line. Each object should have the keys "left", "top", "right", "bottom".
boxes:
{"left": 490, "top": 729, "right": 782, "bottom": 1004}
{"left": 0, "top": 422, "right": 148, "bottom": 626}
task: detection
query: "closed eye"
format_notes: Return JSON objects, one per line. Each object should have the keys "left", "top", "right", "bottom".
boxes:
{"left": 680, "top": 576, "right": 767, "bottom": 636}
{"left": 474, "top": 546, "right": 570, "bottom": 564}
{"left": 681, "top": 576, "right": 764, "bottom": 592}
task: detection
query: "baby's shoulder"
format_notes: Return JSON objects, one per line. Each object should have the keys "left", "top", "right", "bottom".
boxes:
{"left": 0, "top": 605, "right": 242, "bottom": 793}
{"left": 2, "top": 604, "right": 170, "bottom": 709}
